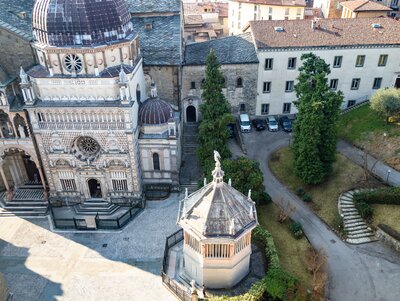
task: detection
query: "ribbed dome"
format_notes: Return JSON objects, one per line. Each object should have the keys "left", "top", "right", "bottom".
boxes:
{"left": 139, "top": 98, "right": 173, "bottom": 125}
{"left": 32, "top": 0, "right": 133, "bottom": 47}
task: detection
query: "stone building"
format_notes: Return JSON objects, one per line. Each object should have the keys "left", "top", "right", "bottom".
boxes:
{"left": 128, "top": 0, "right": 183, "bottom": 108}
{"left": 182, "top": 33, "right": 259, "bottom": 123}
{"left": 177, "top": 151, "right": 258, "bottom": 288}
{"left": 5, "top": 0, "right": 181, "bottom": 210}
{"left": 340, "top": 0, "right": 392, "bottom": 18}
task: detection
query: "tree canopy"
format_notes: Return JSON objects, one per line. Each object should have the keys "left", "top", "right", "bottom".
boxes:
{"left": 198, "top": 49, "right": 232, "bottom": 170}
{"left": 370, "top": 88, "right": 400, "bottom": 122}
{"left": 292, "top": 53, "right": 343, "bottom": 184}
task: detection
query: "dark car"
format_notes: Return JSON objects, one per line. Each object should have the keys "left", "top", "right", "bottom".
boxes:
{"left": 279, "top": 116, "right": 292, "bottom": 132}
{"left": 251, "top": 119, "right": 266, "bottom": 131}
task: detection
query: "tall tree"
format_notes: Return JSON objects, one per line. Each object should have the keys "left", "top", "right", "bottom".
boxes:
{"left": 293, "top": 53, "right": 343, "bottom": 184}
{"left": 198, "top": 49, "right": 232, "bottom": 170}
{"left": 370, "top": 88, "right": 400, "bottom": 123}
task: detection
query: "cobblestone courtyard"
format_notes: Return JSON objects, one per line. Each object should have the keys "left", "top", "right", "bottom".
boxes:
{"left": 0, "top": 195, "right": 181, "bottom": 301}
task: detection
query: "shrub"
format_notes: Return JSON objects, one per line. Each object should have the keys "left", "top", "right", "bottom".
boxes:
{"left": 355, "top": 201, "right": 373, "bottom": 220}
{"left": 333, "top": 212, "right": 347, "bottom": 237}
{"left": 258, "top": 192, "right": 272, "bottom": 206}
{"left": 289, "top": 222, "right": 304, "bottom": 239}
{"left": 295, "top": 187, "right": 305, "bottom": 197}
{"left": 302, "top": 194, "right": 312, "bottom": 203}
{"left": 353, "top": 188, "right": 400, "bottom": 205}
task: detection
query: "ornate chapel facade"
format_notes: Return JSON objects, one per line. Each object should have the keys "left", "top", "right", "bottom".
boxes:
{"left": 9, "top": 0, "right": 180, "bottom": 206}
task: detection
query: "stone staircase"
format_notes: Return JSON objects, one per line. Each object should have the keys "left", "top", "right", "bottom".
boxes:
{"left": 180, "top": 123, "right": 202, "bottom": 190}
{"left": 0, "top": 186, "right": 48, "bottom": 217}
{"left": 73, "top": 199, "right": 120, "bottom": 216}
{"left": 338, "top": 189, "right": 376, "bottom": 244}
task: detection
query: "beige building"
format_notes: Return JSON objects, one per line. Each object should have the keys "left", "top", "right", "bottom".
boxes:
{"left": 340, "top": 0, "right": 392, "bottom": 18}
{"left": 228, "top": 0, "right": 306, "bottom": 35}
{"left": 177, "top": 152, "right": 258, "bottom": 288}
{"left": 247, "top": 18, "right": 400, "bottom": 116}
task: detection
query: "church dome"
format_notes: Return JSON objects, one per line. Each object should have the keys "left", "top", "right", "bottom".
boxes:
{"left": 32, "top": 0, "right": 133, "bottom": 47}
{"left": 139, "top": 98, "right": 173, "bottom": 125}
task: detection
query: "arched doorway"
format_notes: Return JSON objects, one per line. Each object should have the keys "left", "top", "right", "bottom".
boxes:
{"left": 186, "top": 105, "right": 196, "bottom": 123}
{"left": 88, "top": 179, "right": 102, "bottom": 198}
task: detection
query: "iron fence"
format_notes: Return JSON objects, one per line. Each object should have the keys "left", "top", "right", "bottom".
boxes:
{"left": 161, "top": 272, "right": 192, "bottom": 301}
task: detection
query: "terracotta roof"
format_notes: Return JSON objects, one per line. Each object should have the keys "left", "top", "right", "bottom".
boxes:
{"left": 340, "top": 0, "right": 392, "bottom": 11}
{"left": 249, "top": 18, "right": 400, "bottom": 49}
{"left": 184, "top": 15, "right": 204, "bottom": 25}
{"left": 232, "top": 0, "right": 306, "bottom": 7}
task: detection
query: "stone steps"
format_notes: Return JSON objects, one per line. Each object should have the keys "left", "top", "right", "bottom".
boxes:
{"left": 339, "top": 189, "right": 376, "bottom": 244}
{"left": 74, "top": 201, "right": 120, "bottom": 216}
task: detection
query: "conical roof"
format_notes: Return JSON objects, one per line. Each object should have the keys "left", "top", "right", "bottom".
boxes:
{"left": 178, "top": 151, "right": 257, "bottom": 238}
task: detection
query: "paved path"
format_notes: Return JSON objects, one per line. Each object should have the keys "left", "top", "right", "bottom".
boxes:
{"left": 0, "top": 194, "right": 181, "bottom": 301}
{"left": 236, "top": 131, "right": 400, "bottom": 301}
{"left": 338, "top": 140, "right": 400, "bottom": 187}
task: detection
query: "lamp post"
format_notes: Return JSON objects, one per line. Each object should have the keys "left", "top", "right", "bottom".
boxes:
{"left": 386, "top": 169, "right": 391, "bottom": 184}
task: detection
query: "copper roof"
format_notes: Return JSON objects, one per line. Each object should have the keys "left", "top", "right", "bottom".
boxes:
{"left": 340, "top": 0, "right": 392, "bottom": 11}
{"left": 232, "top": 0, "right": 306, "bottom": 7}
{"left": 249, "top": 18, "right": 400, "bottom": 49}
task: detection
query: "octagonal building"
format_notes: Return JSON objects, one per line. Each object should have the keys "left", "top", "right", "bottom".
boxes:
{"left": 177, "top": 152, "right": 258, "bottom": 288}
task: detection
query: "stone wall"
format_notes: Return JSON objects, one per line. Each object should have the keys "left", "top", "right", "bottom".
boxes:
{"left": 377, "top": 225, "right": 400, "bottom": 253}
{"left": 0, "top": 29, "right": 35, "bottom": 77}
{"left": 143, "top": 66, "right": 180, "bottom": 108}
{"left": 182, "top": 63, "right": 258, "bottom": 117}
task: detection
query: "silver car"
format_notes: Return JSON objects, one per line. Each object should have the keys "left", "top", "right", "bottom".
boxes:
{"left": 266, "top": 116, "right": 279, "bottom": 132}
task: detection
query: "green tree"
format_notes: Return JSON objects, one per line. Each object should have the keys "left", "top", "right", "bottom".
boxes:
{"left": 222, "top": 157, "right": 271, "bottom": 205}
{"left": 370, "top": 88, "right": 400, "bottom": 123}
{"left": 198, "top": 49, "right": 232, "bottom": 170}
{"left": 293, "top": 53, "right": 343, "bottom": 184}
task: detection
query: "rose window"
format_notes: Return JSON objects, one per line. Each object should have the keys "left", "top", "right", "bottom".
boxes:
{"left": 72, "top": 136, "right": 101, "bottom": 162}
{"left": 64, "top": 54, "right": 83, "bottom": 73}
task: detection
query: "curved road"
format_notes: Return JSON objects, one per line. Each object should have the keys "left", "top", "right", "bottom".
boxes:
{"left": 234, "top": 131, "right": 400, "bottom": 301}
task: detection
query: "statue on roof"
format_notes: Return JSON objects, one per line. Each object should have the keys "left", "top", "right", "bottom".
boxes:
{"left": 213, "top": 150, "right": 221, "bottom": 166}
{"left": 19, "top": 67, "right": 29, "bottom": 84}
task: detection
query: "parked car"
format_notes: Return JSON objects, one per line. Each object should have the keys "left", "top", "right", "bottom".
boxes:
{"left": 227, "top": 123, "right": 235, "bottom": 138}
{"left": 279, "top": 116, "right": 292, "bottom": 132}
{"left": 239, "top": 114, "right": 251, "bottom": 133}
{"left": 252, "top": 119, "right": 266, "bottom": 131}
{"left": 266, "top": 116, "right": 279, "bottom": 132}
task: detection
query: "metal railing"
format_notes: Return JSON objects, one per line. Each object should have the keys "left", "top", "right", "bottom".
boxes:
{"left": 162, "top": 229, "right": 184, "bottom": 273}
{"left": 341, "top": 96, "right": 370, "bottom": 115}
{"left": 161, "top": 272, "right": 192, "bottom": 301}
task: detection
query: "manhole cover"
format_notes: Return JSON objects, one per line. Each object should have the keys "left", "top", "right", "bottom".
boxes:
{"left": 102, "top": 244, "right": 108, "bottom": 248}
{"left": 330, "top": 239, "right": 336, "bottom": 244}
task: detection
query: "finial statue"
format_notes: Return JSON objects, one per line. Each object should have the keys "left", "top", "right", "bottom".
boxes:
{"left": 213, "top": 150, "right": 221, "bottom": 166}
{"left": 150, "top": 81, "right": 158, "bottom": 98}
{"left": 20, "top": 67, "right": 29, "bottom": 84}
{"left": 119, "top": 65, "right": 127, "bottom": 83}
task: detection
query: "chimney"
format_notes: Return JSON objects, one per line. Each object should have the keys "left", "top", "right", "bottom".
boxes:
{"left": 311, "top": 20, "right": 316, "bottom": 30}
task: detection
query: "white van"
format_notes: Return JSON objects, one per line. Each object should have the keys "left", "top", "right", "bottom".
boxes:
{"left": 239, "top": 114, "right": 251, "bottom": 133}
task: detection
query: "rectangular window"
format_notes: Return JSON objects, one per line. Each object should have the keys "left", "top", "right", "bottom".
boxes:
{"left": 378, "top": 54, "right": 388, "bottom": 66}
{"left": 261, "top": 103, "right": 269, "bottom": 115}
{"left": 333, "top": 56, "right": 342, "bottom": 68}
{"left": 283, "top": 103, "right": 291, "bottom": 114}
{"left": 347, "top": 100, "right": 356, "bottom": 108}
{"left": 60, "top": 179, "right": 76, "bottom": 191}
{"left": 284, "top": 8, "right": 290, "bottom": 20}
{"left": 263, "top": 81, "right": 271, "bottom": 93}
{"left": 288, "top": 57, "right": 297, "bottom": 69}
{"left": 373, "top": 77, "right": 382, "bottom": 89}
{"left": 112, "top": 179, "right": 128, "bottom": 191}
{"left": 190, "top": 81, "right": 196, "bottom": 89}
{"left": 355, "top": 55, "right": 365, "bottom": 67}
{"left": 264, "top": 58, "right": 273, "bottom": 70}
{"left": 285, "top": 81, "right": 294, "bottom": 92}
{"left": 330, "top": 79, "right": 338, "bottom": 90}
{"left": 351, "top": 78, "right": 360, "bottom": 90}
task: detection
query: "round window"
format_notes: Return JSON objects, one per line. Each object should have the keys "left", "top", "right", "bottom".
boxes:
{"left": 77, "top": 136, "right": 100, "bottom": 155}
{"left": 64, "top": 54, "right": 83, "bottom": 73}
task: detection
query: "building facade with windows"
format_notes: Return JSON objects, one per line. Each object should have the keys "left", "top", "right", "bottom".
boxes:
{"left": 228, "top": 0, "right": 306, "bottom": 35}
{"left": 13, "top": 0, "right": 181, "bottom": 207}
{"left": 247, "top": 18, "right": 400, "bottom": 116}
{"left": 182, "top": 33, "right": 259, "bottom": 122}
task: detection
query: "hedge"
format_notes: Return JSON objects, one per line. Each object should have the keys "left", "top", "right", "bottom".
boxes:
{"left": 208, "top": 226, "right": 297, "bottom": 301}
{"left": 353, "top": 188, "right": 400, "bottom": 205}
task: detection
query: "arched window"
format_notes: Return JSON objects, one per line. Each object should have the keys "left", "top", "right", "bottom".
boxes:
{"left": 136, "top": 84, "right": 141, "bottom": 102}
{"left": 221, "top": 77, "right": 226, "bottom": 88}
{"left": 153, "top": 153, "right": 160, "bottom": 171}
{"left": 236, "top": 77, "right": 243, "bottom": 88}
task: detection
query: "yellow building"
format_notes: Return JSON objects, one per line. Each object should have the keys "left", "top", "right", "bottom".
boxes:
{"left": 341, "top": 0, "right": 392, "bottom": 18}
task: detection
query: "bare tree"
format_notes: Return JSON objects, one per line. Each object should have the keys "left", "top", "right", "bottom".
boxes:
{"left": 277, "top": 199, "right": 296, "bottom": 223}
{"left": 307, "top": 248, "right": 328, "bottom": 299}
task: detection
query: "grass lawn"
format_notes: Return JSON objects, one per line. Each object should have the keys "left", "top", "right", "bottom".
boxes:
{"left": 258, "top": 203, "right": 312, "bottom": 288}
{"left": 338, "top": 105, "right": 400, "bottom": 170}
{"left": 269, "top": 147, "right": 383, "bottom": 229}
{"left": 371, "top": 204, "right": 400, "bottom": 233}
